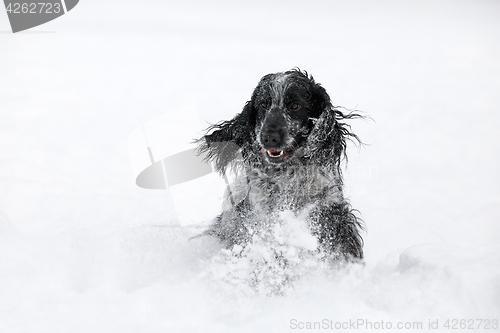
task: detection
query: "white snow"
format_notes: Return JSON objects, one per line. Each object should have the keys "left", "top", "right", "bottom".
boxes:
{"left": 1, "top": 0, "right": 499, "bottom": 332}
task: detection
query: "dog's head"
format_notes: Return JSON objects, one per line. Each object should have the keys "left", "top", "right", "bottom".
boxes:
{"left": 199, "top": 69, "right": 359, "bottom": 173}
{"left": 251, "top": 70, "right": 330, "bottom": 164}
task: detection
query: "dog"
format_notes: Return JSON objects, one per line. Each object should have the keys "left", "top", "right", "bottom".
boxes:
{"left": 197, "top": 69, "right": 364, "bottom": 261}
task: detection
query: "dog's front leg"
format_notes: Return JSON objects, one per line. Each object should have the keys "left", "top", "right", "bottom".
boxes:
{"left": 308, "top": 201, "right": 364, "bottom": 261}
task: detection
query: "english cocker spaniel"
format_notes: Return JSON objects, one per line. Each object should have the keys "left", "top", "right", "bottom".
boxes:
{"left": 197, "top": 69, "right": 364, "bottom": 261}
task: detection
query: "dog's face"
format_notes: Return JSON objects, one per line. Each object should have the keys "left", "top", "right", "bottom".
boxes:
{"left": 251, "top": 70, "right": 328, "bottom": 164}
{"left": 199, "top": 69, "right": 351, "bottom": 174}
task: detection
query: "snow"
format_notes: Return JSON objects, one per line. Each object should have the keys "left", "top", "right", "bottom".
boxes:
{"left": 1, "top": 0, "right": 500, "bottom": 331}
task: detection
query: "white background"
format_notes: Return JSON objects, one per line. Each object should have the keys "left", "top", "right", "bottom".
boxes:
{"left": 1, "top": 1, "right": 499, "bottom": 332}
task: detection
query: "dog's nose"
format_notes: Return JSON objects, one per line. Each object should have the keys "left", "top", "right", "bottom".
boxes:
{"left": 261, "top": 130, "right": 282, "bottom": 147}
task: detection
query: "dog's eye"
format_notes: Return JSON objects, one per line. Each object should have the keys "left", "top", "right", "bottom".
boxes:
{"left": 289, "top": 103, "right": 301, "bottom": 111}
{"left": 260, "top": 101, "right": 270, "bottom": 109}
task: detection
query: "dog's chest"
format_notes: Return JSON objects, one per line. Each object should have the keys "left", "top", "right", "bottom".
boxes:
{"left": 246, "top": 165, "right": 343, "bottom": 212}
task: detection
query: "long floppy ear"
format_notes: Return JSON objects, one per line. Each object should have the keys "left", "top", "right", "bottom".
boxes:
{"left": 310, "top": 79, "right": 332, "bottom": 119}
{"left": 307, "top": 83, "right": 361, "bottom": 169}
{"left": 196, "top": 101, "right": 255, "bottom": 174}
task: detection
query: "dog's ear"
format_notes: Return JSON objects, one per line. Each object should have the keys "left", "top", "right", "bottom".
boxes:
{"left": 197, "top": 101, "right": 255, "bottom": 173}
{"left": 310, "top": 81, "right": 332, "bottom": 119}
{"left": 308, "top": 83, "right": 360, "bottom": 170}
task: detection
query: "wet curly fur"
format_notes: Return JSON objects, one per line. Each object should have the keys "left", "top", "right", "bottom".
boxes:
{"left": 197, "top": 69, "right": 364, "bottom": 261}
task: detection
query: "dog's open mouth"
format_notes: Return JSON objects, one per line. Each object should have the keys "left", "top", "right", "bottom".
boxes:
{"left": 260, "top": 147, "right": 294, "bottom": 163}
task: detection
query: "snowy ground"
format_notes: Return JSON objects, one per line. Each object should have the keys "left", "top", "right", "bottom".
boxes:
{"left": 1, "top": 0, "right": 500, "bottom": 332}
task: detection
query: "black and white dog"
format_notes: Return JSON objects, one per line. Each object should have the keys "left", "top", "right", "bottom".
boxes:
{"left": 197, "top": 69, "right": 364, "bottom": 261}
